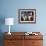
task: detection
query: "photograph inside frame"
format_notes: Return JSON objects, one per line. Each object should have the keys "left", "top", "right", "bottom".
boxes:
{"left": 21, "top": 10, "right": 34, "bottom": 21}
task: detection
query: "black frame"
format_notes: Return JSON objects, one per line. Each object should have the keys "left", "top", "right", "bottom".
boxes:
{"left": 18, "top": 9, "right": 36, "bottom": 24}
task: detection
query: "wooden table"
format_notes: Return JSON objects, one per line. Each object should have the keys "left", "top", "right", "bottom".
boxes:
{"left": 4, "top": 32, "right": 43, "bottom": 46}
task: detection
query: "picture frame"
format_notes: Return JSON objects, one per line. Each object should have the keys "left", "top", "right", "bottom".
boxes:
{"left": 18, "top": 9, "right": 36, "bottom": 23}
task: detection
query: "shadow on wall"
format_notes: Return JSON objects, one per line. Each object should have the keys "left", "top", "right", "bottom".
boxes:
{"left": 0, "top": 16, "right": 5, "bottom": 46}
{"left": 0, "top": 15, "right": 5, "bottom": 32}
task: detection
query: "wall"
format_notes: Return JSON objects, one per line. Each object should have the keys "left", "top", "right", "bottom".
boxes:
{"left": 0, "top": 0, "right": 46, "bottom": 46}
{"left": 0, "top": 0, "right": 46, "bottom": 32}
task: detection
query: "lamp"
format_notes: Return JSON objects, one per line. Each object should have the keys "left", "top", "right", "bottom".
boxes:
{"left": 5, "top": 18, "right": 14, "bottom": 35}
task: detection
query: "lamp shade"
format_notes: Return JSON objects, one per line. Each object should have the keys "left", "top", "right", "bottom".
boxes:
{"left": 5, "top": 18, "right": 14, "bottom": 25}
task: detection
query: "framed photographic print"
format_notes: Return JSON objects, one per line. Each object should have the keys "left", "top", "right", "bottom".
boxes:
{"left": 18, "top": 9, "right": 36, "bottom": 23}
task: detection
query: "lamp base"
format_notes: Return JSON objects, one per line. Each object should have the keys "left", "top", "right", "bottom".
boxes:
{"left": 8, "top": 32, "right": 11, "bottom": 35}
